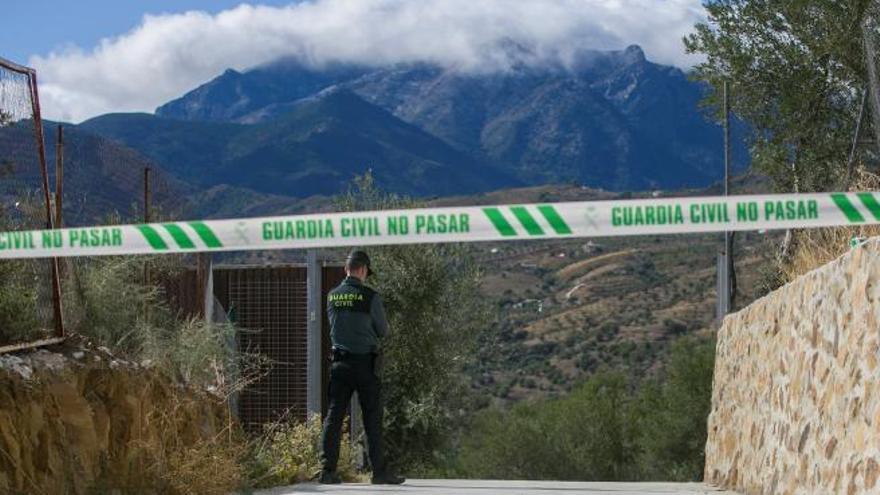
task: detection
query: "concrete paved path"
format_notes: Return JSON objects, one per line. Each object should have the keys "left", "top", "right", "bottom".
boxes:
{"left": 254, "top": 479, "right": 739, "bottom": 494}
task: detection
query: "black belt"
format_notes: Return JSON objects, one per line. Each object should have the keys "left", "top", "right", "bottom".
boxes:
{"left": 331, "top": 348, "right": 376, "bottom": 361}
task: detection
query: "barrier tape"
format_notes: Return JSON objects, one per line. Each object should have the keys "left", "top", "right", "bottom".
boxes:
{"left": 0, "top": 192, "right": 878, "bottom": 259}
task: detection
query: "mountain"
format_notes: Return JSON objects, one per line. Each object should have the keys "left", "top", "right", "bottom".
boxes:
{"left": 44, "top": 45, "right": 748, "bottom": 210}
{"left": 84, "top": 90, "right": 516, "bottom": 197}
{"left": 151, "top": 46, "right": 747, "bottom": 191}
{"left": 77, "top": 112, "right": 243, "bottom": 185}
{"left": 157, "top": 61, "right": 370, "bottom": 124}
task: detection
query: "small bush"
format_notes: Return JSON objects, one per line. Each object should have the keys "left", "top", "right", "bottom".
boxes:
{"left": 0, "top": 194, "right": 50, "bottom": 343}
{"left": 249, "top": 416, "right": 358, "bottom": 487}
{"left": 0, "top": 262, "right": 42, "bottom": 342}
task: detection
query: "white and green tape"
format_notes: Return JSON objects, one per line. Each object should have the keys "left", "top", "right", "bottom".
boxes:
{"left": 0, "top": 192, "right": 878, "bottom": 259}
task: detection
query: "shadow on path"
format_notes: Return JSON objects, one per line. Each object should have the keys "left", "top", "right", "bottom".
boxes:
{"left": 253, "top": 479, "right": 739, "bottom": 495}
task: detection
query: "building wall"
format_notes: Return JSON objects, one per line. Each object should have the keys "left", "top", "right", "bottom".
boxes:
{"left": 705, "top": 240, "right": 880, "bottom": 494}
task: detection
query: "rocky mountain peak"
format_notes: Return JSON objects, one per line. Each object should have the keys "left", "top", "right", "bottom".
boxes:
{"left": 622, "top": 45, "right": 646, "bottom": 65}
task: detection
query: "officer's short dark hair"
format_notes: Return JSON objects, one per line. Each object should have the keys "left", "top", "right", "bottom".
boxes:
{"left": 346, "top": 258, "right": 366, "bottom": 272}
{"left": 345, "top": 250, "right": 373, "bottom": 276}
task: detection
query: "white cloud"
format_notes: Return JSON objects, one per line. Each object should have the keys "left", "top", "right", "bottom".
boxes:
{"left": 29, "top": 0, "right": 705, "bottom": 123}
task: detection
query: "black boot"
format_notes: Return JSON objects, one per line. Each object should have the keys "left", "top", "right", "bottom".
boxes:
{"left": 371, "top": 472, "right": 405, "bottom": 485}
{"left": 318, "top": 470, "right": 342, "bottom": 484}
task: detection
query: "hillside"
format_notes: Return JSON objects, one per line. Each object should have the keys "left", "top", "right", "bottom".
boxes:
{"left": 0, "top": 121, "right": 191, "bottom": 225}
{"left": 428, "top": 178, "right": 775, "bottom": 404}
{"left": 467, "top": 229, "right": 776, "bottom": 404}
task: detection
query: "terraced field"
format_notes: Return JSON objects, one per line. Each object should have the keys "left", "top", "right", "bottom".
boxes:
{"left": 466, "top": 222, "right": 778, "bottom": 403}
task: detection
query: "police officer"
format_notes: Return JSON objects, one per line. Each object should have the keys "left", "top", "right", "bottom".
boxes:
{"left": 319, "top": 250, "right": 405, "bottom": 485}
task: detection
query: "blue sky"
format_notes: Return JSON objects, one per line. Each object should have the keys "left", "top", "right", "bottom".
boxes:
{"left": 2, "top": 1, "right": 293, "bottom": 63}
{"left": 7, "top": 0, "right": 705, "bottom": 122}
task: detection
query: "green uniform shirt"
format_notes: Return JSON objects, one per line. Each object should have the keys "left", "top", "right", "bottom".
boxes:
{"left": 327, "top": 276, "right": 389, "bottom": 354}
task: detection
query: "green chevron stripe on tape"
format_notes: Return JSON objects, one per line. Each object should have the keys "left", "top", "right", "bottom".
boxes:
{"left": 510, "top": 206, "right": 545, "bottom": 236}
{"left": 189, "top": 222, "right": 223, "bottom": 248}
{"left": 162, "top": 224, "right": 196, "bottom": 249}
{"left": 136, "top": 225, "right": 168, "bottom": 251}
{"left": 831, "top": 194, "right": 865, "bottom": 223}
{"left": 483, "top": 208, "right": 517, "bottom": 237}
{"left": 0, "top": 192, "right": 878, "bottom": 259}
{"left": 537, "top": 205, "right": 572, "bottom": 235}
{"left": 857, "top": 193, "right": 880, "bottom": 221}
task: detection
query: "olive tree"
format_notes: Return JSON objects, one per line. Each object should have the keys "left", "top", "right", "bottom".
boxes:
{"left": 336, "top": 172, "right": 491, "bottom": 473}
{"left": 685, "top": 0, "right": 875, "bottom": 192}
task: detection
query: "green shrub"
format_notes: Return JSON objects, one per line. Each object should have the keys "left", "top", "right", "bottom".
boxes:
{"left": 249, "top": 416, "right": 357, "bottom": 487}
{"left": 0, "top": 194, "right": 48, "bottom": 343}
{"left": 455, "top": 372, "right": 638, "bottom": 481}
{"left": 160, "top": 318, "right": 238, "bottom": 389}
{"left": 634, "top": 336, "right": 716, "bottom": 480}
{"left": 59, "top": 255, "right": 254, "bottom": 394}
{"left": 450, "top": 335, "right": 717, "bottom": 482}
{"left": 0, "top": 261, "right": 42, "bottom": 342}
{"left": 65, "top": 256, "right": 177, "bottom": 354}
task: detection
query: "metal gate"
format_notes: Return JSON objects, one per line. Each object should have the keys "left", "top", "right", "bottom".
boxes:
{"left": 223, "top": 267, "right": 308, "bottom": 432}
{"left": 165, "top": 263, "right": 345, "bottom": 433}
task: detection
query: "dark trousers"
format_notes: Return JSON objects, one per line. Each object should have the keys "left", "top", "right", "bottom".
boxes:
{"left": 320, "top": 353, "right": 386, "bottom": 475}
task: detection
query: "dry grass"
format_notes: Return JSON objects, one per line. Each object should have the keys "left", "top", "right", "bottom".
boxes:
{"left": 782, "top": 169, "right": 880, "bottom": 282}
{"left": 105, "top": 381, "right": 246, "bottom": 495}
{"left": 162, "top": 434, "right": 247, "bottom": 495}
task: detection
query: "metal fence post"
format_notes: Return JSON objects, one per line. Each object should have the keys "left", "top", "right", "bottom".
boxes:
{"left": 306, "top": 250, "right": 323, "bottom": 418}
{"left": 863, "top": 14, "right": 880, "bottom": 155}
{"left": 717, "top": 252, "right": 730, "bottom": 320}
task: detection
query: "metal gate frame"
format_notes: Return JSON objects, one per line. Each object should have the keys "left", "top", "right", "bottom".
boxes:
{"left": 163, "top": 254, "right": 345, "bottom": 431}
{"left": 0, "top": 56, "right": 64, "bottom": 354}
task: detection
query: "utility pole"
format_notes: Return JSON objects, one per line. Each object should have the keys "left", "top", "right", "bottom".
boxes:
{"left": 54, "top": 125, "right": 63, "bottom": 228}
{"left": 717, "top": 81, "right": 734, "bottom": 319}
{"left": 143, "top": 167, "right": 152, "bottom": 323}
{"left": 144, "top": 167, "right": 152, "bottom": 224}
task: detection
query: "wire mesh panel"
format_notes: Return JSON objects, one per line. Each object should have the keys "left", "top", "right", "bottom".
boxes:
{"left": 162, "top": 264, "right": 346, "bottom": 430}
{"left": 0, "top": 57, "right": 61, "bottom": 348}
{"left": 227, "top": 267, "right": 310, "bottom": 433}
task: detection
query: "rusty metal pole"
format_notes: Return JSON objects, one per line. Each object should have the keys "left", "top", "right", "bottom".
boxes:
{"left": 55, "top": 125, "right": 63, "bottom": 228}
{"left": 143, "top": 167, "right": 152, "bottom": 323}
{"left": 28, "top": 70, "right": 64, "bottom": 337}
{"left": 196, "top": 254, "right": 212, "bottom": 319}
{"left": 144, "top": 167, "right": 152, "bottom": 223}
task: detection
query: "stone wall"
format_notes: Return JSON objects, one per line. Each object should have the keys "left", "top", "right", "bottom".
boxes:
{"left": 705, "top": 240, "right": 880, "bottom": 494}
